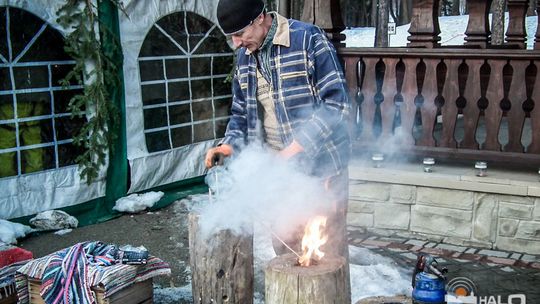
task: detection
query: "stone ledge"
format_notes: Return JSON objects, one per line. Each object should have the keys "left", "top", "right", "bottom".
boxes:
{"left": 349, "top": 159, "right": 540, "bottom": 197}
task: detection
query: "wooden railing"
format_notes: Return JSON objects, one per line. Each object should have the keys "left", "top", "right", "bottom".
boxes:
{"left": 339, "top": 48, "right": 540, "bottom": 165}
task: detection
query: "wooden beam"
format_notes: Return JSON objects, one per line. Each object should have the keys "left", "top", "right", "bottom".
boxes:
{"left": 407, "top": 0, "right": 441, "bottom": 48}
{"left": 464, "top": 0, "right": 493, "bottom": 48}
{"left": 535, "top": 0, "right": 540, "bottom": 49}
{"left": 507, "top": 0, "right": 529, "bottom": 48}
{"left": 301, "top": 0, "right": 345, "bottom": 45}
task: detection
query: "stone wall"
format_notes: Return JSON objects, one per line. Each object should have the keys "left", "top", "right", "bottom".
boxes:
{"left": 347, "top": 162, "right": 540, "bottom": 255}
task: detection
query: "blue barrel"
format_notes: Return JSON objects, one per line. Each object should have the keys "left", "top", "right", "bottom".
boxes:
{"left": 412, "top": 272, "right": 446, "bottom": 304}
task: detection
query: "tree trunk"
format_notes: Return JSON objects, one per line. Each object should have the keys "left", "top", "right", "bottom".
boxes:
{"left": 265, "top": 253, "right": 349, "bottom": 304}
{"left": 375, "top": 0, "right": 390, "bottom": 46}
{"left": 528, "top": 0, "right": 537, "bottom": 15}
{"left": 188, "top": 213, "right": 254, "bottom": 304}
{"left": 492, "top": 0, "right": 506, "bottom": 45}
{"left": 399, "top": 0, "right": 413, "bottom": 25}
{"left": 452, "top": 0, "right": 461, "bottom": 15}
{"left": 371, "top": 0, "right": 379, "bottom": 26}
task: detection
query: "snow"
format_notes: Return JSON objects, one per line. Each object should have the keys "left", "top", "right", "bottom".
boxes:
{"left": 30, "top": 210, "right": 78, "bottom": 231}
{"left": 343, "top": 14, "right": 538, "bottom": 49}
{"left": 113, "top": 191, "right": 164, "bottom": 213}
{"left": 4, "top": 12, "right": 532, "bottom": 303}
{"left": 0, "top": 219, "right": 33, "bottom": 245}
{"left": 152, "top": 210, "right": 411, "bottom": 304}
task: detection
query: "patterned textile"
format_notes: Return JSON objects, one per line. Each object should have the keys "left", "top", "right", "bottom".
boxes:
{"left": 256, "top": 69, "right": 284, "bottom": 151}
{"left": 16, "top": 241, "right": 170, "bottom": 304}
{"left": 221, "top": 12, "right": 351, "bottom": 179}
{"left": 0, "top": 245, "right": 33, "bottom": 268}
{"left": 0, "top": 260, "right": 29, "bottom": 299}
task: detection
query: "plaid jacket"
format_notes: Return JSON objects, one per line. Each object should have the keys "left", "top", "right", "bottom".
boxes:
{"left": 221, "top": 14, "right": 350, "bottom": 178}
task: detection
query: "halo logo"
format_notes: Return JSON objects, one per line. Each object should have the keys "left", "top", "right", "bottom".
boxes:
{"left": 446, "top": 277, "right": 478, "bottom": 304}
{"left": 445, "top": 276, "right": 527, "bottom": 304}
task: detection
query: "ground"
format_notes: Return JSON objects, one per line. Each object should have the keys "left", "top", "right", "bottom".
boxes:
{"left": 18, "top": 199, "right": 192, "bottom": 289}
{"left": 16, "top": 196, "right": 540, "bottom": 304}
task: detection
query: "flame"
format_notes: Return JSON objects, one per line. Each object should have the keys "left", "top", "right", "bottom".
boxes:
{"left": 298, "top": 215, "right": 328, "bottom": 267}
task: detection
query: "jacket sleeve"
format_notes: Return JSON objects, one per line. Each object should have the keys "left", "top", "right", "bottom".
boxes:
{"left": 220, "top": 65, "right": 248, "bottom": 150}
{"left": 294, "top": 29, "right": 351, "bottom": 156}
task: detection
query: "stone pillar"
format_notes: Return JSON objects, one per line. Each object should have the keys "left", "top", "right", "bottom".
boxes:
{"left": 301, "top": 0, "right": 346, "bottom": 46}
{"left": 506, "top": 0, "right": 529, "bottom": 48}
{"left": 407, "top": 0, "right": 441, "bottom": 48}
{"left": 464, "top": 0, "right": 493, "bottom": 48}
{"left": 278, "top": 0, "right": 290, "bottom": 18}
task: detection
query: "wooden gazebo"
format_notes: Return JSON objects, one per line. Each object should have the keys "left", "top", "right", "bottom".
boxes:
{"left": 292, "top": 0, "right": 540, "bottom": 166}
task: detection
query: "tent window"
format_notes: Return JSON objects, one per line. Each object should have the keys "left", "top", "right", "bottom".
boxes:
{"left": 138, "top": 11, "right": 234, "bottom": 153}
{"left": 0, "top": 6, "right": 85, "bottom": 178}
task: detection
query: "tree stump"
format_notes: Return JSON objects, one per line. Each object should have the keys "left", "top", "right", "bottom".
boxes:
{"left": 188, "top": 212, "right": 253, "bottom": 304}
{"left": 265, "top": 253, "right": 350, "bottom": 304}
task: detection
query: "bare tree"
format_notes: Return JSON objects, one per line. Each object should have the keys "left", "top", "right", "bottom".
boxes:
{"left": 451, "top": 0, "right": 461, "bottom": 15}
{"left": 491, "top": 0, "right": 506, "bottom": 45}
{"left": 372, "top": 0, "right": 379, "bottom": 26}
{"left": 528, "top": 0, "right": 537, "bottom": 15}
{"left": 398, "top": 0, "right": 413, "bottom": 24}
{"left": 375, "top": 0, "right": 389, "bottom": 46}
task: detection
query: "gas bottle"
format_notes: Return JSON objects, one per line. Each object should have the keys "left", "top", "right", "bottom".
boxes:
{"left": 412, "top": 271, "right": 446, "bottom": 304}
{"left": 411, "top": 254, "right": 447, "bottom": 304}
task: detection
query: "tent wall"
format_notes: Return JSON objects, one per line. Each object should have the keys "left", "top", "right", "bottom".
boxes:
{"left": 0, "top": 0, "right": 233, "bottom": 220}
{"left": 119, "top": 0, "right": 232, "bottom": 193}
{"left": 0, "top": 0, "right": 106, "bottom": 219}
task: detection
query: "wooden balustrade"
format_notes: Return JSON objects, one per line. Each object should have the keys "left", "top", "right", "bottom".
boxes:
{"left": 338, "top": 48, "right": 540, "bottom": 166}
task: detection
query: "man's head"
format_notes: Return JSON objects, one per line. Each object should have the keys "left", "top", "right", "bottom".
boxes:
{"left": 217, "top": 0, "right": 271, "bottom": 52}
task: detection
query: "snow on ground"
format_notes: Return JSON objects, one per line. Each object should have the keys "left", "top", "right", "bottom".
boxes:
{"left": 0, "top": 219, "right": 33, "bottom": 245}
{"left": 153, "top": 212, "right": 410, "bottom": 304}
{"left": 113, "top": 191, "right": 164, "bottom": 213}
{"left": 343, "top": 14, "right": 538, "bottom": 48}
{"left": 5, "top": 13, "right": 535, "bottom": 304}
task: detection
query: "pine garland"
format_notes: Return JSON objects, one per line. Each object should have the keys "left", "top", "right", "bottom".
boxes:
{"left": 56, "top": 0, "right": 122, "bottom": 184}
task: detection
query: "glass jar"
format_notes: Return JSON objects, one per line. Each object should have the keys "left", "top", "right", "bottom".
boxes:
{"left": 475, "top": 161, "right": 487, "bottom": 177}
{"left": 371, "top": 153, "right": 384, "bottom": 168}
{"left": 423, "top": 157, "right": 435, "bottom": 173}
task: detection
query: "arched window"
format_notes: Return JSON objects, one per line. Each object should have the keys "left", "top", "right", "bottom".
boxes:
{"left": 0, "top": 6, "right": 84, "bottom": 178}
{"left": 138, "top": 11, "right": 234, "bottom": 153}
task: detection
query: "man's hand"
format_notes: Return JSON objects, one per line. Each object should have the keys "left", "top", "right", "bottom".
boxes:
{"left": 278, "top": 140, "right": 304, "bottom": 160}
{"left": 205, "top": 144, "right": 234, "bottom": 168}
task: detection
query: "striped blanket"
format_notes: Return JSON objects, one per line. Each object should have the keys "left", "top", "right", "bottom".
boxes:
{"left": 16, "top": 241, "right": 170, "bottom": 304}
{"left": 0, "top": 260, "right": 29, "bottom": 299}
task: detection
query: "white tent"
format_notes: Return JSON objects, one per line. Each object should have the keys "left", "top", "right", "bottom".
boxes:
{"left": 0, "top": 0, "right": 233, "bottom": 221}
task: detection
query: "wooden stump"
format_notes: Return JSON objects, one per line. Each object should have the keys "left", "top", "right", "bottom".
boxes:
{"left": 265, "top": 253, "right": 350, "bottom": 304}
{"left": 188, "top": 212, "right": 253, "bottom": 304}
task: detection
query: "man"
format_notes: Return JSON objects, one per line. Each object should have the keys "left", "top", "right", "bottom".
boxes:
{"left": 205, "top": 0, "right": 351, "bottom": 262}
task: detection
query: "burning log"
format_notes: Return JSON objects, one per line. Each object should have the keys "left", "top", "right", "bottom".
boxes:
{"left": 188, "top": 212, "right": 254, "bottom": 304}
{"left": 265, "top": 253, "right": 350, "bottom": 304}
{"left": 265, "top": 215, "right": 350, "bottom": 304}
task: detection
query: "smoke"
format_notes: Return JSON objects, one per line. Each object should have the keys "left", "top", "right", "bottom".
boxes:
{"left": 196, "top": 144, "right": 335, "bottom": 240}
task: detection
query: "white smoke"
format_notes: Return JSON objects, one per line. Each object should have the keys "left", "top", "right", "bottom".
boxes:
{"left": 196, "top": 144, "right": 336, "bottom": 240}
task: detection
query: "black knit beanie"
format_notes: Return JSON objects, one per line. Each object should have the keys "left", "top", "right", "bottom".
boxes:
{"left": 216, "top": 0, "right": 265, "bottom": 35}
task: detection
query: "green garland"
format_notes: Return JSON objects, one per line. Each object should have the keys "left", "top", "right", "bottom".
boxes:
{"left": 56, "top": 0, "right": 123, "bottom": 184}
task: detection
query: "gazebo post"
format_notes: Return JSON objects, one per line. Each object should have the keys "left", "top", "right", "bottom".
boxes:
{"left": 464, "top": 0, "right": 493, "bottom": 48}
{"left": 301, "top": 0, "right": 345, "bottom": 46}
{"left": 407, "top": 0, "right": 441, "bottom": 48}
{"left": 506, "top": 0, "right": 529, "bottom": 49}
{"left": 536, "top": 0, "right": 540, "bottom": 50}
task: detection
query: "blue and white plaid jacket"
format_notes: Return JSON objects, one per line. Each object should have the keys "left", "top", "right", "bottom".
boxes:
{"left": 221, "top": 13, "right": 350, "bottom": 178}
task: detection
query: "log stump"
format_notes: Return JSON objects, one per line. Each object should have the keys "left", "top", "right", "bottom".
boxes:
{"left": 265, "top": 253, "right": 350, "bottom": 304}
{"left": 188, "top": 212, "right": 254, "bottom": 304}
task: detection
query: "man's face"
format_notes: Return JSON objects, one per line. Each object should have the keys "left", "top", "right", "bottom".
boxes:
{"left": 230, "top": 14, "right": 266, "bottom": 52}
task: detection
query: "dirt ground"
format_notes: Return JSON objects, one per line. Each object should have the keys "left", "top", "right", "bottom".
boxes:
{"left": 17, "top": 198, "right": 193, "bottom": 289}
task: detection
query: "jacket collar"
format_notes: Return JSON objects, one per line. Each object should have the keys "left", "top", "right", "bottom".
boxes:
{"left": 244, "top": 12, "right": 289, "bottom": 55}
